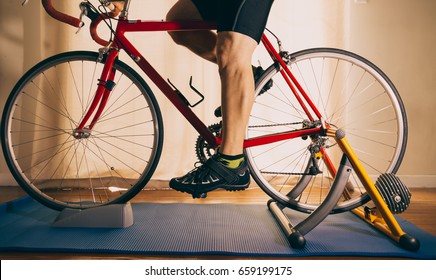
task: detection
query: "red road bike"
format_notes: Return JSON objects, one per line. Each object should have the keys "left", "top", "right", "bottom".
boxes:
{"left": 2, "top": 0, "right": 416, "bottom": 250}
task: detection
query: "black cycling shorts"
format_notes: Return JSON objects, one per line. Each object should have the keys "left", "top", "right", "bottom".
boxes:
{"left": 191, "top": 0, "right": 274, "bottom": 43}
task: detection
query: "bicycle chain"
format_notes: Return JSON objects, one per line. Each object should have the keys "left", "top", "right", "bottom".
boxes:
{"left": 248, "top": 121, "right": 303, "bottom": 128}
{"left": 261, "top": 171, "right": 310, "bottom": 176}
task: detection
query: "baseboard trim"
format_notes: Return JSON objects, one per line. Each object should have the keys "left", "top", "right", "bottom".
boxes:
{"left": 397, "top": 175, "right": 436, "bottom": 188}
{"left": 0, "top": 173, "right": 16, "bottom": 186}
{"left": 1, "top": 173, "right": 435, "bottom": 188}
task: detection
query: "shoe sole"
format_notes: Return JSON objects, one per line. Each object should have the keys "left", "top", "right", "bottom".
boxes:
{"left": 171, "top": 183, "right": 249, "bottom": 199}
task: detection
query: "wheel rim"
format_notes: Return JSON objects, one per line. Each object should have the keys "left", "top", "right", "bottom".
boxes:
{"left": 2, "top": 52, "right": 162, "bottom": 210}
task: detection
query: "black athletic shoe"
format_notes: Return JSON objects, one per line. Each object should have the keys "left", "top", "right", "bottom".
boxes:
{"left": 214, "top": 66, "right": 273, "bottom": 117}
{"left": 169, "top": 155, "right": 250, "bottom": 198}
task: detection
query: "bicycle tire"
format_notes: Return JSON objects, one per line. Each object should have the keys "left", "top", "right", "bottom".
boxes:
{"left": 246, "top": 48, "right": 407, "bottom": 213}
{"left": 1, "top": 51, "right": 164, "bottom": 211}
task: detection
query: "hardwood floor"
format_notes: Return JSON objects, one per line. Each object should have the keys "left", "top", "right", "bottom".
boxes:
{"left": 0, "top": 182, "right": 435, "bottom": 260}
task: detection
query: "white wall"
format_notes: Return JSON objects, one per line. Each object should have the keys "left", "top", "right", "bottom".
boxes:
{"left": 346, "top": 0, "right": 436, "bottom": 187}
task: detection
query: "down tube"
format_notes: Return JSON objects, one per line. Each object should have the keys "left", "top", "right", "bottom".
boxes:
{"left": 115, "top": 34, "right": 218, "bottom": 148}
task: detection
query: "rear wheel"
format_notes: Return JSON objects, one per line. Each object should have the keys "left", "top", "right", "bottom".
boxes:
{"left": 246, "top": 48, "right": 408, "bottom": 213}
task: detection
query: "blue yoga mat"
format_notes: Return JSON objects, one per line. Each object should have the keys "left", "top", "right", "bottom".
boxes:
{"left": 0, "top": 197, "right": 435, "bottom": 259}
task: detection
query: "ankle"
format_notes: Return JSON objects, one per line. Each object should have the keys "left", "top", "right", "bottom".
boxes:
{"left": 216, "top": 153, "right": 245, "bottom": 169}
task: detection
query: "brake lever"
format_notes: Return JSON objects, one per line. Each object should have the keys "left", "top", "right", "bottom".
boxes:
{"left": 75, "top": 3, "right": 89, "bottom": 33}
{"left": 77, "top": 2, "right": 99, "bottom": 34}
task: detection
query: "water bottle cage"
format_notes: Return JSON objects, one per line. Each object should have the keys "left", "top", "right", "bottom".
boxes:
{"left": 168, "top": 77, "right": 204, "bottom": 108}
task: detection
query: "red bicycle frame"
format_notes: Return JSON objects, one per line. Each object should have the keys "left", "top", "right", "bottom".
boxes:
{"left": 74, "top": 18, "right": 326, "bottom": 151}
{"left": 41, "top": 0, "right": 327, "bottom": 150}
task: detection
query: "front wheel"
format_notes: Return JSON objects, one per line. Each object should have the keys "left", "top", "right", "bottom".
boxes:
{"left": 246, "top": 48, "right": 408, "bottom": 213}
{"left": 1, "top": 51, "right": 164, "bottom": 211}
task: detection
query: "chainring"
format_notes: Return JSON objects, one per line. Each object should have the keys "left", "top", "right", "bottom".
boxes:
{"left": 195, "top": 123, "right": 222, "bottom": 164}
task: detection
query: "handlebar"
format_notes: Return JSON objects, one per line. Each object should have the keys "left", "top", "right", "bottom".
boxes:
{"left": 42, "top": 0, "right": 82, "bottom": 27}
{"left": 41, "top": 0, "right": 122, "bottom": 46}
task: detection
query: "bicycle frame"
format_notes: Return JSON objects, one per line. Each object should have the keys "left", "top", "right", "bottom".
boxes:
{"left": 75, "top": 17, "right": 326, "bottom": 151}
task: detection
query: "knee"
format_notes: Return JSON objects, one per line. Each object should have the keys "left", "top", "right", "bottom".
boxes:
{"left": 167, "top": 30, "right": 187, "bottom": 46}
{"left": 217, "top": 53, "right": 234, "bottom": 76}
{"left": 165, "top": 14, "right": 184, "bottom": 46}
{"left": 166, "top": 0, "right": 200, "bottom": 47}
{"left": 216, "top": 33, "right": 256, "bottom": 76}
{"left": 216, "top": 45, "right": 245, "bottom": 77}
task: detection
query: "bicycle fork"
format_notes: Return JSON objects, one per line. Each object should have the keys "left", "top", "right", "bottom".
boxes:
{"left": 73, "top": 49, "right": 119, "bottom": 138}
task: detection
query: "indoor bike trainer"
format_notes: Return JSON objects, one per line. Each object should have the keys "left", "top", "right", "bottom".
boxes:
{"left": 268, "top": 128, "right": 420, "bottom": 252}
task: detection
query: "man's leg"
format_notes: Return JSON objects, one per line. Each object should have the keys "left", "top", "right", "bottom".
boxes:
{"left": 168, "top": 0, "right": 273, "bottom": 198}
{"left": 216, "top": 32, "right": 257, "bottom": 156}
{"left": 166, "top": 0, "right": 217, "bottom": 63}
{"left": 169, "top": 31, "right": 257, "bottom": 198}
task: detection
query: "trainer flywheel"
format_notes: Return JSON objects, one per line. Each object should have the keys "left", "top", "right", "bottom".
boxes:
{"left": 374, "top": 173, "right": 412, "bottom": 214}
